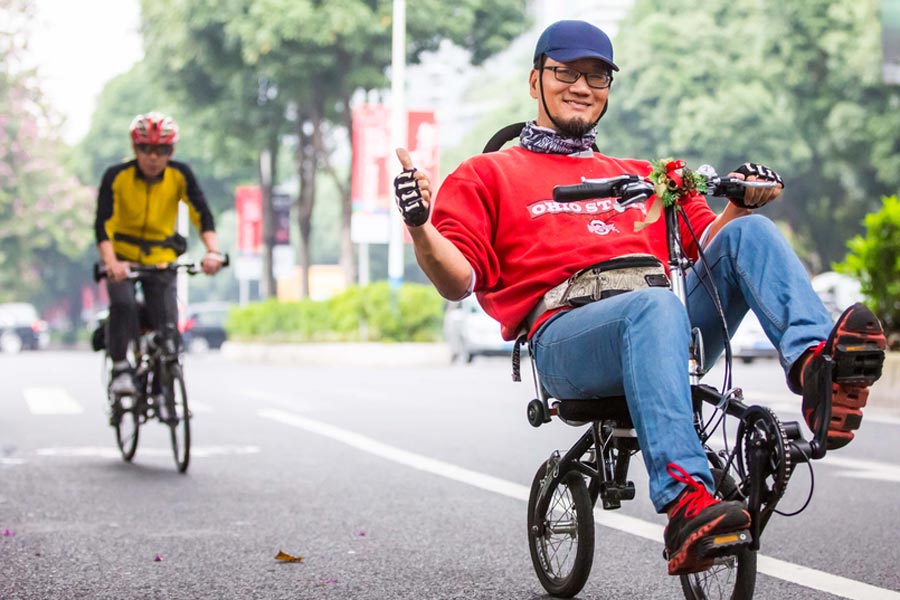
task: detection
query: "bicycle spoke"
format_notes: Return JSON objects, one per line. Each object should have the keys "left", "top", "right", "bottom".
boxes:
{"left": 540, "top": 482, "right": 580, "bottom": 579}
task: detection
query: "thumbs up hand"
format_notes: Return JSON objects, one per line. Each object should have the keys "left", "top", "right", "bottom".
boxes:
{"left": 394, "top": 148, "right": 431, "bottom": 228}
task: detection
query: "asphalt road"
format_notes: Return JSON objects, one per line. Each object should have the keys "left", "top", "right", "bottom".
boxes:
{"left": 1, "top": 350, "right": 899, "bottom": 599}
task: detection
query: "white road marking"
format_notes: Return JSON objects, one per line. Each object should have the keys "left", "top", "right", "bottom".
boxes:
{"left": 35, "top": 445, "right": 260, "bottom": 458}
{"left": 260, "top": 407, "right": 900, "bottom": 600}
{"left": 823, "top": 456, "right": 900, "bottom": 483}
{"left": 23, "top": 387, "right": 83, "bottom": 415}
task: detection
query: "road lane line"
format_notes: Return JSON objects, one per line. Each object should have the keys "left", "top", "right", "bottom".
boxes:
{"left": 23, "top": 387, "right": 83, "bottom": 415}
{"left": 260, "top": 407, "right": 900, "bottom": 600}
{"left": 823, "top": 456, "right": 900, "bottom": 483}
{"left": 35, "top": 445, "right": 260, "bottom": 458}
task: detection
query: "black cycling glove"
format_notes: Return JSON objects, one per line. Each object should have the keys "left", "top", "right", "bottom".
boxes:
{"left": 733, "top": 163, "right": 784, "bottom": 188}
{"left": 393, "top": 169, "right": 430, "bottom": 227}
{"left": 725, "top": 163, "right": 784, "bottom": 209}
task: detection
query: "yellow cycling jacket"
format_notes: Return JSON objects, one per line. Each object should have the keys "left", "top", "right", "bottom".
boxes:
{"left": 94, "top": 159, "right": 215, "bottom": 265}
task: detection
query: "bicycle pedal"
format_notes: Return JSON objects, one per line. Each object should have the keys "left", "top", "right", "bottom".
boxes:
{"left": 832, "top": 345, "right": 884, "bottom": 384}
{"left": 599, "top": 481, "right": 636, "bottom": 510}
{"left": 697, "top": 529, "right": 752, "bottom": 559}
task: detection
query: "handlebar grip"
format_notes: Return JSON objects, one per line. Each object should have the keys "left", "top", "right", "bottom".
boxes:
{"left": 553, "top": 182, "right": 615, "bottom": 202}
{"left": 714, "top": 179, "right": 747, "bottom": 203}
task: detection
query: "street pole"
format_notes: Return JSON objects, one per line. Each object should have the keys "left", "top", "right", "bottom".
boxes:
{"left": 387, "top": 0, "right": 407, "bottom": 290}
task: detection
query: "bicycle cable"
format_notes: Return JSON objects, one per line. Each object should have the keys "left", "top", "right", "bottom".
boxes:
{"left": 773, "top": 441, "right": 816, "bottom": 517}
{"left": 677, "top": 207, "right": 735, "bottom": 436}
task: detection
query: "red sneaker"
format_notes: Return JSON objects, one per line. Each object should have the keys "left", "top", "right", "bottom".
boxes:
{"left": 663, "top": 464, "right": 751, "bottom": 575}
{"left": 801, "top": 303, "right": 886, "bottom": 449}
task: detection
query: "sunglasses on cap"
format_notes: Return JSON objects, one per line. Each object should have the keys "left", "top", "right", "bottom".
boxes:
{"left": 135, "top": 144, "right": 174, "bottom": 156}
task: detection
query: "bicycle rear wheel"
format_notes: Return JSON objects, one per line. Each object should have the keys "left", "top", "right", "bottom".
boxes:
{"left": 112, "top": 392, "right": 140, "bottom": 462}
{"left": 527, "top": 459, "right": 595, "bottom": 598}
{"left": 164, "top": 364, "right": 190, "bottom": 473}
{"left": 679, "top": 468, "right": 757, "bottom": 600}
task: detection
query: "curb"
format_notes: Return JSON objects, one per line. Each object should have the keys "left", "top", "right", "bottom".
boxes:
{"left": 867, "top": 352, "right": 900, "bottom": 412}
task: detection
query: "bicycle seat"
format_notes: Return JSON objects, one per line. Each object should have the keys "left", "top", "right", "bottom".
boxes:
{"left": 556, "top": 396, "right": 633, "bottom": 427}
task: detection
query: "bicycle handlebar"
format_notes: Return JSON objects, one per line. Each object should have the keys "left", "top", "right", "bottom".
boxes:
{"left": 553, "top": 166, "right": 777, "bottom": 206}
{"left": 93, "top": 253, "right": 231, "bottom": 282}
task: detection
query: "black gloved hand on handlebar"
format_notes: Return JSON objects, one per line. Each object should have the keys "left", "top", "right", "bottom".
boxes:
{"left": 393, "top": 169, "right": 430, "bottom": 227}
{"left": 733, "top": 163, "right": 784, "bottom": 188}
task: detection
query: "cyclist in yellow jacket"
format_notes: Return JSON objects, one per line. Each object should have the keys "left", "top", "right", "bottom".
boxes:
{"left": 95, "top": 112, "right": 224, "bottom": 395}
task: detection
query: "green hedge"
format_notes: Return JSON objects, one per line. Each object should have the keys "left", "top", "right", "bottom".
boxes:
{"left": 225, "top": 282, "right": 444, "bottom": 343}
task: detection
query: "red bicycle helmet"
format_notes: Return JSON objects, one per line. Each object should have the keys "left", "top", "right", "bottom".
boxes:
{"left": 129, "top": 112, "right": 179, "bottom": 145}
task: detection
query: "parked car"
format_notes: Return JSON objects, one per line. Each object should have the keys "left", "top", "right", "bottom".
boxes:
{"left": 730, "top": 312, "right": 778, "bottom": 364}
{"left": 0, "top": 303, "right": 49, "bottom": 354}
{"left": 443, "top": 296, "right": 514, "bottom": 363}
{"left": 181, "top": 302, "right": 230, "bottom": 352}
{"left": 811, "top": 271, "right": 863, "bottom": 320}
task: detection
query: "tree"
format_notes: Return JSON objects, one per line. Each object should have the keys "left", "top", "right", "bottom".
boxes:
{"left": 602, "top": 0, "right": 900, "bottom": 271}
{"left": 0, "top": 0, "right": 95, "bottom": 319}
{"left": 140, "top": 0, "right": 529, "bottom": 297}
{"left": 72, "top": 62, "right": 256, "bottom": 227}
{"left": 448, "top": 0, "right": 900, "bottom": 272}
{"left": 835, "top": 196, "right": 900, "bottom": 341}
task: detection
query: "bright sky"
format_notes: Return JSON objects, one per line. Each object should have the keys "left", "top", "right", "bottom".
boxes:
{"left": 27, "top": 0, "right": 144, "bottom": 144}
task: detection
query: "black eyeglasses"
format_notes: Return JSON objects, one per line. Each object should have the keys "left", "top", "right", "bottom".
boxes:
{"left": 135, "top": 144, "right": 174, "bottom": 156}
{"left": 543, "top": 66, "right": 613, "bottom": 90}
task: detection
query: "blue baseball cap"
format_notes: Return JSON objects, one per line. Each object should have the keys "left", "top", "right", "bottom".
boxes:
{"left": 533, "top": 20, "right": 619, "bottom": 71}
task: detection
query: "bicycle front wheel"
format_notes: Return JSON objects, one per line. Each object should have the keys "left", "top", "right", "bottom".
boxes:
{"left": 164, "top": 365, "right": 190, "bottom": 473}
{"left": 527, "top": 459, "right": 595, "bottom": 598}
{"left": 679, "top": 468, "right": 757, "bottom": 600}
{"left": 112, "top": 392, "right": 140, "bottom": 462}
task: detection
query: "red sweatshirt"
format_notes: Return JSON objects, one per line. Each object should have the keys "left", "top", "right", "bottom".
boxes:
{"left": 432, "top": 146, "right": 717, "bottom": 340}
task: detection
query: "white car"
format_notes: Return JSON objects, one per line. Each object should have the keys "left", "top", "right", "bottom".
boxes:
{"left": 442, "top": 296, "right": 514, "bottom": 363}
{"left": 730, "top": 312, "right": 778, "bottom": 364}
{"left": 811, "top": 271, "right": 863, "bottom": 320}
{"left": 0, "top": 303, "right": 49, "bottom": 354}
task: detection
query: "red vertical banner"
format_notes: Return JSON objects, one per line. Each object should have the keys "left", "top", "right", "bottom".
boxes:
{"left": 235, "top": 185, "right": 263, "bottom": 253}
{"left": 351, "top": 105, "right": 439, "bottom": 244}
{"left": 351, "top": 104, "right": 392, "bottom": 244}
{"left": 406, "top": 110, "right": 439, "bottom": 186}
{"left": 403, "top": 111, "right": 439, "bottom": 243}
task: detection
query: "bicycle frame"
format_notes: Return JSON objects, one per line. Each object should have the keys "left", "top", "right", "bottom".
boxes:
{"left": 96, "top": 257, "right": 227, "bottom": 473}
{"left": 527, "top": 185, "right": 818, "bottom": 553}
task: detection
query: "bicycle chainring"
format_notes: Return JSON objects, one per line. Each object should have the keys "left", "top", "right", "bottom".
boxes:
{"left": 737, "top": 406, "right": 794, "bottom": 505}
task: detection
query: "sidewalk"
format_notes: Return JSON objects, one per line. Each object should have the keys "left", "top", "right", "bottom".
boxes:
{"left": 869, "top": 352, "right": 900, "bottom": 412}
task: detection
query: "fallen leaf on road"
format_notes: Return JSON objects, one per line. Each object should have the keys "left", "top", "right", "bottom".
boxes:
{"left": 275, "top": 551, "right": 303, "bottom": 563}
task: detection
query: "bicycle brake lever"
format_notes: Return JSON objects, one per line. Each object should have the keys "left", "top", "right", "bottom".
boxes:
{"left": 617, "top": 181, "right": 655, "bottom": 208}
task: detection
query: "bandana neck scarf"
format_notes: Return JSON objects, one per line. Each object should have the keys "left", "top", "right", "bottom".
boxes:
{"left": 518, "top": 121, "right": 596, "bottom": 155}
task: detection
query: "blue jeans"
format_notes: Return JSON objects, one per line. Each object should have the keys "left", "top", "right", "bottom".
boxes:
{"left": 532, "top": 215, "right": 832, "bottom": 512}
